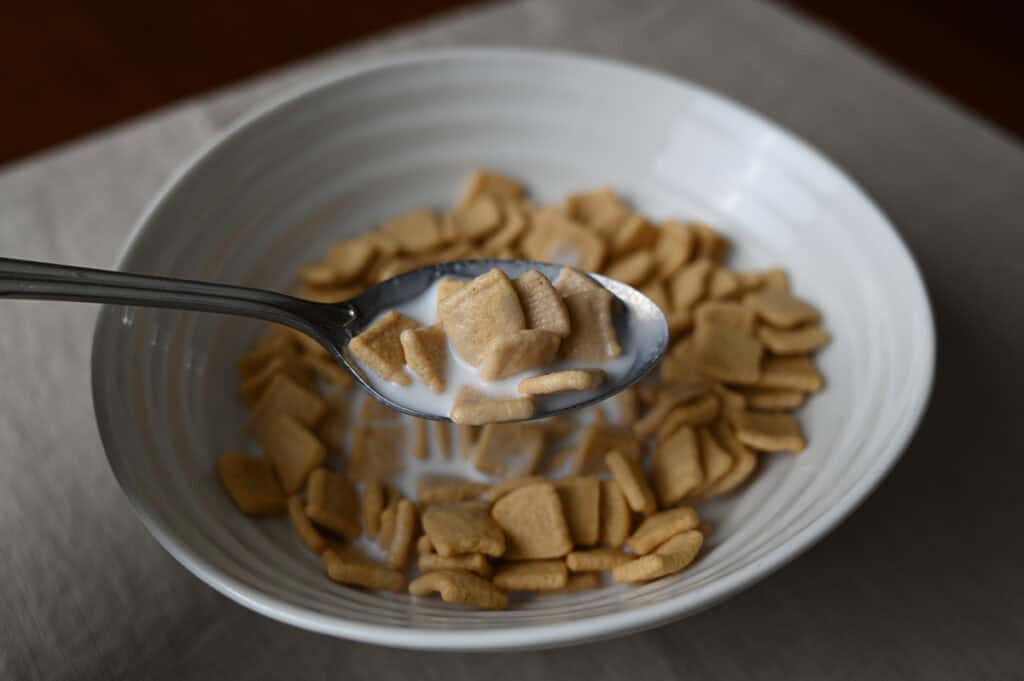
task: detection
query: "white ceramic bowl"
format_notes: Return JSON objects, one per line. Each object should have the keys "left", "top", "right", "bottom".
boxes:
{"left": 92, "top": 48, "right": 934, "bottom": 650}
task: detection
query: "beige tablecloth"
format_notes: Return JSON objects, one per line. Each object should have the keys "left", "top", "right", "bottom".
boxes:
{"left": 2, "top": 0, "right": 1022, "bottom": 678}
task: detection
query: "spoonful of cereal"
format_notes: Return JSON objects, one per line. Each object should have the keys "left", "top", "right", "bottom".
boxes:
{"left": 0, "top": 257, "right": 668, "bottom": 423}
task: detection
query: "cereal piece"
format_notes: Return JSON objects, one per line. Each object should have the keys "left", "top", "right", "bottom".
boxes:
{"left": 572, "top": 424, "right": 642, "bottom": 473}
{"left": 566, "top": 547, "right": 632, "bottom": 572}
{"left": 560, "top": 289, "right": 622, "bottom": 362}
{"left": 247, "top": 373, "right": 326, "bottom": 434}
{"left": 632, "top": 380, "right": 707, "bottom": 438}
{"left": 512, "top": 270, "right": 571, "bottom": 337}
{"left": 470, "top": 423, "right": 545, "bottom": 478}
{"left": 408, "top": 570, "right": 508, "bottom": 610}
{"left": 610, "top": 214, "right": 659, "bottom": 255}
{"left": 298, "top": 262, "right": 339, "bottom": 287}
{"left": 348, "top": 310, "right": 420, "bottom": 385}
{"left": 399, "top": 325, "right": 447, "bottom": 392}
{"left": 693, "top": 428, "right": 733, "bottom": 495}
{"left": 422, "top": 501, "right": 506, "bottom": 558}
{"left": 553, "top": 267, "right": 602, "bottom": 297}
{"left": 483, "top": 202, "right": 529, "bottom": 252}
{"left": 288, "top": 496, "right": 328, "bottom": 554}
{"left": 650, "top": 426, "right": 703, "bottom": 507}
{"left": 564, "top": 188, "right": 629, "bottom": 233}
{"left": 518, "top": 369, "right": 605, "bottom": 395}
{"left": 651, "top": 221, "right": 695, "bottom": 280}
{"left": 692, "top": 323, "right": 764, "bottom": 384}
{"left": 605, "top": 450, "right": 656, "bottom": 516}
{"left": 612, "top": 530, "right": 704, "bottom": 583}
{"left": 436, "top": 277, "right": 467, "bottom": 313}
{"left": 217, "top": 452, "right": 286, "bottom": 515}
{"left": 378, "top": 493, "right": 400, "bottom": 548}
{"left": 660, "top": 339, "right": 703, "bottom": 383}
{"left": 419, "top": 552, "right": 493, "bottom": 578}
{"left": 478, "top": 329, "right": 561, "bottom": 381}
{"left": 325, "top": 238, "right": 377, "bottom": 284}
{"left": 538, "top": 572, "right": 602, "bottom": 595}
{"left": 537, "top": 217, "right": 606, "bottom": 271}
{"left": 605, "top": 250, "right": 655, "bottom": 286}
{"left": 555, "top": 476, "right": 601, "bottom": 546}
{"left": 482, "top": 476, "right": 549, "bottom": 503}
{"left": 738, "top": 268, "right": 789, "bottom": 293}
{"left": 708, "top": 268, "right": 742, "bottom": 300}
{"left": 347, "top": 426, "right": 404, "bottom": 481}
{"left": 756, "top": 355, "right": 824, "bottom": 392}
{"left": 731, "top": 409, "right": 806, "bottom": 452}
{"left": 670, "top": 259, "right": 713, "bottom": 311}
{"left": 386, "top": 499, "right": 417, "bottom": 569}
{"left": 538, "top": 415, "right": 580, "bottom": 441}
{"left": 413, "top": 418, "right": 429, "bottom": 460}
{"left": 357, "top": 396, "right": 402, "bottom": 424}
{"left": 656, "top": 393, "right": 721, "bottom": 441}
{"left": 416, "top": 475, "right": 491, "bottom": 506}
{"left": 599, "top": 479, "right": 632, "bottom": 547}
{"left": 238, "top": 333, "right": 296, "bottom": 377}
{"left": 417, "top": 535, "right": 434, "bottom": 554}
{"left": 458, "top": 423, "right": 478, "bottom": 456}
{"left": 616, "top": 387, "right": 639, "bottom": 427}
{"left": 298, "top": 353, "right": 354, "bottom": 388}
{"left": 432, "top": 420, "right": 453, "bottom": 459}
{"left": 741, "top": 387, "right": 806, "bottom": 410}
{"left": 452, "top": 196, "right": 503, "bottom": 241}
{"left": 695, "top": 301, "right": 757, "bottom": 334}
{"left": 438, "top": 268, "right": 525, "bottom": 366}
{"left": 260, "top": 414, "right": 325, "bottom": 494}
{"left": 381, "top": 209, "right": 443, "bottom": 254}
{"left": 700, "top": 420, "right": 757, "bottom": 498}
{"left": 451, "top": 387, "right": 535, "bottom": 425}
{"left": 690, "top": 223, "right": 729, "bottom": 262}
{"left": 490, "top": 482, "right": 573, "bottom": 559}
{"left": 315, "top": 390, "right": 349, "bottom": 451}
{"left": 240, "top": 356, "right": 311, "bottom": 407}
{"left": 459, "top": 170, "right": 525, "bottom": 207}
{"left": 667, "top": 309, "right": 695, "bottom": 339}
{"left": 493, "top": 560, "right": 568, "bottom": 591}
{"left": 362, "top": 479, "right": 384, "bottom": 537}
{"left": 711, "top": 383, "right": 746, "bottom": 415}
{"left": 640, "top": 280, "right": 671, "bottom": 315}
{"left": 745, "top": 290, "right": 821, "bottom": 328}
{"left": 757, "top": 324, "right": 831, "bottom": 355}
{"left": 305, "top": 468, "right": 361, "bottom": 539}
{"left": 324, "top": 545, "right": 405, "bottom": 592}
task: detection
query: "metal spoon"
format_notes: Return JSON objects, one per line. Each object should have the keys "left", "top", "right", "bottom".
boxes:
{"left": 0, "top": 257, "right": 668, "bottom": 421}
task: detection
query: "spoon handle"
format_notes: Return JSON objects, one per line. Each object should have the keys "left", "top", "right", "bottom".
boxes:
{"left": 0, "top": 256, "right": 343, "bottom": 343}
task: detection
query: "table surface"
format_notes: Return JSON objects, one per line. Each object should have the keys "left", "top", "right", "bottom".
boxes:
{"left": 2, "top": 0, "right": 1022, "bottom": 678}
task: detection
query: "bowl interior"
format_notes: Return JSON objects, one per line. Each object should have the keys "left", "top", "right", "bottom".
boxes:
{"left": 93, "top": 50, "right": 933, "bottom": 650}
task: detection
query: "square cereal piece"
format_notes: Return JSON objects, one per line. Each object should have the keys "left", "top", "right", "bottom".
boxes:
{"left": 699, "top": 420, "right": 757, "bottom": 498}
{"left": 555, "top": 476, "right": 601, "bottom": 546}
{"left": 626, "top": 506, "right": 700, "bottom": 555}
{"left": 693, "top": 427, "right": 734, "bottom": 494}
{"left": 260, "top": 413, "right": 325, "bottom": 494}
{"left": 470, "top": 423, "right": 546, "bottom": 478}
{"left": 305, "top": 468, "right": 361, "bottom": 539}
{"left": 572, "top": 424, "right": 642, "bottom": 474}
{"left": 537, "top": 572, "right": 602, "bottom": 595}
{"left": 324, "top": 545, "right": 405, "bottom": 592}
{"left": 483, "top": 201, "right": 530, "bottom": 252}
{"left": 452, "top": 196, "right": 503, "bottom": 241}
{"left": 731, "top": 409, "right": 807, "bottom": 452}
{"left": 493, "top": 560, "right": 568, "bottom": 591}
{"left": 599, "top": 479, "right": 632, "bottom": 547}
{"left": 357, "top": 395, "right": 402, "bottom": 424}
{"left": 421, "top": 501, "right": 506, "bottom": 558}
{"left": 564, "top": 188, "right": 630, "bottom": 233}
{"left": 240, "top": 356, "right": 311, "bottom": 407}
{"left": 348, "top": 310, "right": 421, "bottom": 385}
{"left": 315, "top": 390, "right": 349, "bottom": 452}
{"left": 528, "top": 211, "right": 607, "bottom": 271}
{"left": 605, "top": 450, "right": 656, "bottom": 516}
{"left": 690, "top": 222, "right": 729, "bottom": 262}
{"left": 287, "top": 496, "right": 328, "bottom": 553}
{"left": 650, "top": 426, "right": 703, "bottom": 507}
{"left": 670, "top": 259, "right": 714, "bottom": 311}
{"left": 459, "top": 170, "right": 525, "bottom": 208}
{"left": 632, "top": 380, "right": 708, "bottom": 438}
{"left": 217, "top": 452, "right": 286, "bottom": 515}
{"left": 362, "top": 479, "right": 385, "bottom": 537}
{"left": 298, "top": 353, "right": 354, "bottom": 389}
{"left": 399, "top": 325, "right": 448, "bottom": 393}
{"left": 513, "top": 270, "right": 571, "bottom": 337}
{"left": 347, "top": 426, "right": 405, "bottom": 482}
{"left": 708, "top": 268, "right": 742, "bottom": 300}
{"left": 418, "top": 552, "right": 493, "bottom": 578}
{"left": 610, "top": 214, "right": 659, "bottom": 255}
{"left": 238, "top": 331, "right": 296, "bottom": 377}
{"left": 745, "top": 289, "right": 821, "bottom": 328}
{"left": 518, "top": 369, "right": 605, "bottom": 395}
{"left": 416, "top": 475, "right": 491, "bottom": 506}
{"left": 566, "top": 547, "right": 633, "bottom": 572}
{"left": 385, "top": 499, "right": 418, "bottom": 569}
{"left": 451, "top": 387, "right": 535, "bottom": 425}
{"left": 738, "top": 268, "right": 789, "bottom": 293}
{"left": 479, "top": 329, "right": 561, "bottom": 381}
{"left": 247, "top": 373, "right": 326, "bottom": 435}
{"left": 381, "top": 209, "right": 443, "bottom": 254}
{"left": 612, "top": 530, "right": 703, "bottom": 583}
{"left": 605, "top": 250, "right": 656, "bottom": 286}
{"left": 692, "top": 322, "right": 764, "bottom": 384}
{"left": 740, "top": 387, "right": 806, "bottom": 410}
{"left": 436, "top": 277, "right": 467, "bottom": 316}
{"left": 432, "top": 421, "right": 453, "bottom": 459}
{"left": 651, "top": 221, "right": 695, "bottom": 280}
{"left": 553, "top": 267, "right": 602, "bottom": 297}
{"left": 408, "top": 569, "right": 508, "bottom": 610}
{"left": 417, "top": 534, "right": 435, "bottom": 554}
{"left": 490, "top": 482, "right": 573, "bottom": 559}
{"left": 482, "top": 476, "right": 549, "bottom": 503}
{"left": 656, "top": 393, "right": 721, "bottom": 441}
{"left": 756, "top": 355, "right": 824, "bottom": 392}
{"left": 326, "top": 238, "right": 378, "bottom": 284}
{"left": 438, "top": 268, "right": 525, "bottom": 366}
{"left": 757, "top": 324, "right": 831, "bottom": 355}
{"left": 695, "top": 301, "right": 757, "bottom": 334}
{"left": 560, "top": 289, "right": 622, "bottom": 362}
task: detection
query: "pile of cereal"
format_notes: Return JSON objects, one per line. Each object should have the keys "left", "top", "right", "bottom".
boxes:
{"left": 218, "top": 170, "right": 829, "bottom": 609}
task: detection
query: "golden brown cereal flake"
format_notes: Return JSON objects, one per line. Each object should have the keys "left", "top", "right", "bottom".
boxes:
{"left": 386, "top": 499, "right": 418, "bottom": 569}
{"left": 378, "top": 493, "right": 400, "bottom": 548}
{"left": 555, "top": 476, "right": 601, "bottom": 546}
{"left": 538, "top": 219, "right": 606, "bottom": 272}
{"left": 650, "top": 426, "right": 703, "bottom": 508}
{"left": 408, "top": 569, "right": 508, "bottom": 610}
{"left": 745, "top": 289, "right": 821, "bottom": 329}
{"left": 260, "top": 413, "right": 325, "bottom": 494}
{"left": 518, "top": 369, "right": 605, "bottom": 396}
{"left": 326, "top": 238, "right": 377, "bottom": 284}
{"left": 564, "top": 188, "right": 629, "bottom": 233}
{"left": 656, "top": 393, "right": 721, "bottom": 441}
{"left": 626, "top": 506, "right": 700, "bottom": 555}
{"left": 572, "top": 424, "right": 642, "bottom": 474}
{"left": 708, "top": 268, "right": 742, "bottom": 300}
{"left": 612, "top": 530, "right": 703, "bottom": 583}
{"left": 611, "top": 214, "right": 659, "bottom": 255}
{"left": 731, "top": 409, "right": 807, "bottom": 453}
{"left": 305, "top": 468, "right": 361, "bottom": 539}
{"left": 399, "top": 325, "right": 448, "bottom": 393}
{"left": 217, "top": 452, "right": 286, "bottom": 515}
{"left": 537, "top": 572, "right": 602, "bottom": 595}
{"left": 606, "top": 250, "right": 655, "bottom": 286}
{"left": 288, "top": 495, "right": 328, "bottom": 554}
{"left": 470, "top": 423, "right": 545, "bottom": 478}
{"left": 247, "top": 373, "right": 326, "bottom": 434}
{"left": 324, "top": 545, "right": 405, "bottom": 592}
{"left": 459, "top": 170, "right": 525, "bottom": 208}
{"left": 566, "top": 547, "right": 633, "bottom": 572}
{"left": 560, "top": 289, "right": 622, "bottom": 362}
{"left": 694, "top": 427, "right": 733, "bottom": 495}
{"left": 512, "top": 270, "right": 571, "bottom": 337}
{"left": 417, "top": 534, "right": 435, "bottom": 554}
{"left": 452, "top": 196, "right": 504, "bottom": 241}
{"left": 416, "top": 475, "right": 491, "bottom": 506}
{"left": 451, "top": 387, "right": 535, "bottom": 425}
{"left": 553, "top": 267, "right": 602, "bottom": 297}
{"left": 438, "top": 268, "right": 525, "bottom": 366}
{"left": 240, "top": 356, "right": 311, "bottom": 407}
{"left": 478, "top": 329, "right": 561, "bottom": 381}
{"left": 357, "top": 395, "right": 402, "bottom": 424}
{"left": 419, "top": 552, "right": 493, "bottom": 578}
{"left": 755, "top": 355, "right": 824, "bottom": 392}
{"left": 699, "top": 420, "right": 757, "bottom": 498}
{"left": 670, "top": 259, "right": 713, "bottom": 311}
{"left": 690, "top": 223, "right": 729, "bottom": 263}
{"left": 695, "top": 301, "right": 757, "bottom": 334}
{"left": 347, "top": 426, "right": 405, "bottom": 482}
{"left": 490, "top": 482, "right": 573, "bottom": 560}
{"left": 692, "top": 322, "right": 764, "bottom": 385}
{"left": 741, "top": 387, "right": 806, "bottom": 410}
{"left": 757, "top": 324, "right": 831, "bottom": 355}
{"left": 483, "top": 202, "right": 529, "bottom": 252}
{"left": 436, "top": 277, "right": 467, "bottom": 313}
{"left": 737, "top": 268, "right": 789, "bottom": 293}
{"left": 458, "top": 423, "right": 479, "bottom": 456}
{"left": 382, "top": 209, "right": 444, "bottom": 254}
{"left": 315, "top": 390, "right": 349, "bottom": 452}
{"left": 493, "top": 560, "right": 568, "bottom": 591}
{"left": 348, "top": 310, "right": 420, "bottom": 385}
{"left": 482, "top": 476, "right": 549, "bottom": 503}
{"left": 298, "top": 353, "right": 354, "bottom": 389}
{"left": 652, "top": 221, "right": 695, "bottom": 280}
{"left": 422, "top": 501, "right": 506, "bottom": 558}
{"left": 632, "top": 380, "right": 707, "bottom": 438}
{"left": 362, "top": 479, "right": 384, "bottom": 537}
{"left": 605, "top": 450, "right": 656, "bottom": 516}
{"left": 640, "top": 280, "right": 671, "bottom": 314}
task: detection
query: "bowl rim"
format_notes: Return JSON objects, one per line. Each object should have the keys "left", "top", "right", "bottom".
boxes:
{"left": 92, "top": 46, "right": 936, "bottom": 651}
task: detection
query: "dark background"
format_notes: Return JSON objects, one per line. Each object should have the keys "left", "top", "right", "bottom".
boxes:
{"left": 3, "top": 0, "right": 1022, "bottom": 166}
